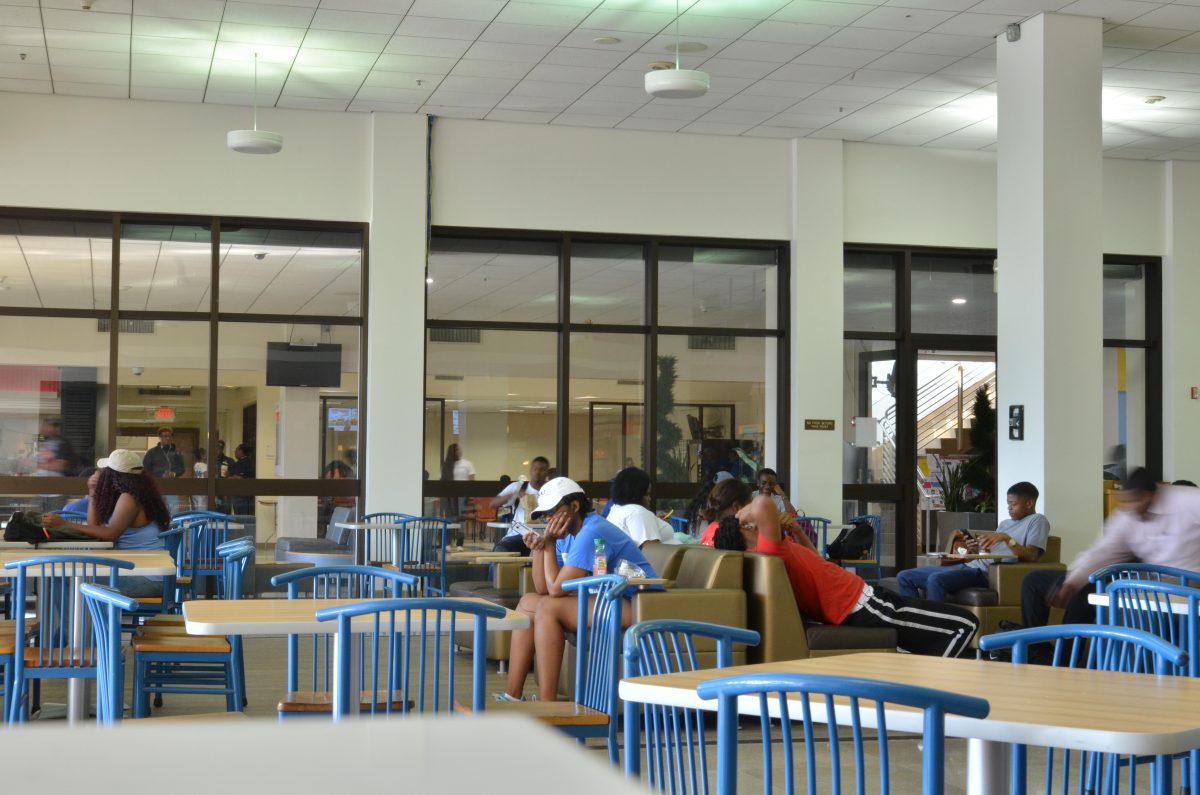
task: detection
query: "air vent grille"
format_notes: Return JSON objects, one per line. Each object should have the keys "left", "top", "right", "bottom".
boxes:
{"left": 429, "top": 328, "right": 481, "bottom": 343}
{"left": 688, "top": 335, "right": 735, "bottom": 351}
{"left": 98, "top": 319, "right": 156, "bottom": 333}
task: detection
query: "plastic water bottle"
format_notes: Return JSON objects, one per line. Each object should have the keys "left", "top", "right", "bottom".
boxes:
{"left": 593, "top": 538, "right": 607, "bottom": 575}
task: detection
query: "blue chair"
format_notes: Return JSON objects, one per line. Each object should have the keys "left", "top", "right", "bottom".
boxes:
{"left": 622, "top": 620, "right": 762, "bottom": 787}
{"left": 315, "top": 596, "right": 505, "bottom": 720}
{"left": 980, "top": 624, "right": 1187, "bottom": 795}
{"left": 695, "top": 672, "right": 988, "bottom": 795}
{"left": 823, "top": 514, "right": 882, "bottom": 582}
{"left": 5, "top": 554, "right": 133, "bottom": 722}
{"left": 131, "top": 540, "right": 252, "bottom": 717}
{"left": 794, "top": 516, "right": 830, "bottom": 548}
{"left": 79, "top": 583, "right": 137, "bottom": 725}
{"left": 56, "top": 511, "right": 89, "bottom": 523}
{"left": 172, "top": 514, "right": 230, "bottom": 599}
{"left": 396, "top": 517, "right": 450, "bottom": 596}
{"left": 359, "top": 512, "right": 413, "bottom": 565}
{"left": 1090, "top": 563, "right": 1200, "bottom": 625}
{"left": 668, "top": 515, "right": 690, "bottom": 536}
{"left": 271, "top": 564, "right": 417, "bottom": 717}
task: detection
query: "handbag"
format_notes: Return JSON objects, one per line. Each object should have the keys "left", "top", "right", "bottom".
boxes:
{"left": 3, "top": 511, "right": 92, "bottom": 544}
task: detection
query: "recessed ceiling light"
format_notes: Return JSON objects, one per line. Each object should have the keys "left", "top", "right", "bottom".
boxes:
{"left": 669, "top": 41, "right": 707, "bottom": 53}
{"left": 426, "top": 277, "right": 433, "bottom": 284}
{"left": 952, "top": 297, "right": 967, "bottom": 305}
{"left": 120, "top": 285, "right": 133, "bottom": 292}
{"left": 593, "top": 36, "right": 621, "bottom": 45}
{"left": 1144, "top": 95, "right": 1166, "bottom": 104}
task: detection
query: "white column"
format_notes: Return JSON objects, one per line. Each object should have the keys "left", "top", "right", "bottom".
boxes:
{"left": 790, "top": 138, "right": 845, "bottom": 520}
{"left": 364, "top": 113, "right": 430, "bottom": 514}
{"left": 1164, "top": 161, "right": 1200, "bottom": 481}
{"left": 996, "top": 13, "right": 1104, "bottom": 559}
{"left": 275, "top": 387, "right": 319, "bottom": 537}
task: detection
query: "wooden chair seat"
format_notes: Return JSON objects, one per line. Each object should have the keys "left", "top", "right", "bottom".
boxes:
{"left": 132, "top": 635, "right": 231, "bottom": 654}
{"left": 144, "top": 614, "right": 185, "bottom": 626}
{"left": 479, "top": 700, "right": 609, "bottom": 726}
{"left": 137, "top": 624, "right": 212, "bottom": 638}
{"left": 135, "top": 597, "right": 163, "bottom": 605}
{"left": 278, "top": 691, "right": 414, "bottom": 713}
{"left": 176, "top": 576, "right": 192, "bottom": 585}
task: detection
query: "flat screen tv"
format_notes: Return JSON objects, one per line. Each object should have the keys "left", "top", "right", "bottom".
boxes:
{"left": 266, "top": 343, "right": 342, "bottom": 387}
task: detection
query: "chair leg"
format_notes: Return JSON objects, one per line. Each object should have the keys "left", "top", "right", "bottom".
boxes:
{"left": 133, "top": 656, "right": 149, "bottom": 718}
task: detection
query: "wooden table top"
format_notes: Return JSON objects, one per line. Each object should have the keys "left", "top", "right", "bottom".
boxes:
{"left": 0, "top": 548, "right": 175, "bottom": 576}
{"left": 184, "top": 596, "right": 529, "bottom": 636}
{"left": 619, "top": 652, "right": 1200, "bottom": 756}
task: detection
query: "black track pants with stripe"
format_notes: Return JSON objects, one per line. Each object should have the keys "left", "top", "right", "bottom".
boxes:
{"left": 841, "top": 588, "right": 979, "bottom": 657}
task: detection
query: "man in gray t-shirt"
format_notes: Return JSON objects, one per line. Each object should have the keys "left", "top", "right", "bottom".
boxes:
{"left": 897, "top": 481, "right": 1050, "bottom": 603}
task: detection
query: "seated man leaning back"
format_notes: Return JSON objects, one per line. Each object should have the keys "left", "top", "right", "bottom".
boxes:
{"left": 896, "top": 481, "right": 1050, "bottom": 602}
{"left": 714, "top": 495, "right": 978, "bottom": 657}
{"left": 500, "top": 476, "right": 658, "bottom": 702}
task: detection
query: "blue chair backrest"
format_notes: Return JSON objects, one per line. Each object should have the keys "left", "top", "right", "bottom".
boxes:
{"left": 79, "top": 583, "right": 137, "bottom": 725}
{"left": 397, "top": 517, "right": 449, "bottom": 594}
{"left": 5, "top": 555, "right": 133, "bottom": 670}
{"left": 695, "top": 672, "right": 989, "bottom": 795}
{"left": 271, "top": 565, "right": 418, "bottom": 693}
{"left": 1099, "top": 579, "right": 1200, "bottom": 677}
{"left": 217, "top": 539, "right": 254, "bottom": 601}
{"left": 172, "top": 515, "right": 229, "bottom": 583}
{"left": 356, "top": 513, "right": 414, "bottom": 560}
{"left": 563, "top": 575, "right": 627, "bottom": 717}
{"left": 57, "top": 511, "right": 88, "bottom": 523}
{"left": 795, "top": 516, "right": 830, "bottom": 547}
{"left": 622, "top": 620, "right": 761, "bottom": 791}
{"left": 979, "top": 624, "right": 1187, "bottom": 794}
{"left": 315, "top": 597, "right": 505, "bottom": 719}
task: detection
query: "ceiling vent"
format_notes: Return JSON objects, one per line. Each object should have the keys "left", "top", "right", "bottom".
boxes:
{"left": 688, "top": 335, "right": 735, "bottom": 351}
{"left": 137, "top": 387, "right": 191, "bottom": 397}
{"left": 98, "top": 319, "right": 155, "bottom": 333}
{"left": 430, "top": 328, "right": 481, "bottom": 343}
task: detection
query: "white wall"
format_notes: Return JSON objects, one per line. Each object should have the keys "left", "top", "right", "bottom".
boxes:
{"left": 1164, "top": 161, "right": 1200, "bottom": 482}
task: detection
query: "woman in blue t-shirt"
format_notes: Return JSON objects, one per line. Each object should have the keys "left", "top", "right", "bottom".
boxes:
{"left": 42, "top": 449, "right": 170, "bottom": 596}
{"left": 499, "top": 476, "right": 657, "bottom": 703}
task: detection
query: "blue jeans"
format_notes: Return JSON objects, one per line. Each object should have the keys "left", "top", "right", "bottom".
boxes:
{"left": 896, "top": 564, "right": 988, "bottom": 602}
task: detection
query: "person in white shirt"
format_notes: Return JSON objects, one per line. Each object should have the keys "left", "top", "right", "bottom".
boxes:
{"left": 489, "top": 456, "right": 550, "bottom": 555}
{"left": 440, "top": 443, "right": 475, "bottom": 548}
{"left": 606, "top": 467, "right": 675, "bottom": 549}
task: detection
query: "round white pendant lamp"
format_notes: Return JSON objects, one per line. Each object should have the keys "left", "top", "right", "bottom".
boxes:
{"left": 644, "top": 0, "right": 708, "bottom": 100}
{"left": 227, "top": 53, "right": 283, "bottom": 155}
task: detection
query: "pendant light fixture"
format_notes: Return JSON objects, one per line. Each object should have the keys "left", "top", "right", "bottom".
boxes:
{"left": 227, "top": 53, "right": 283, "bottom": 154}
{"left": 644, "top": 0, "right": 709, "bottom": 99}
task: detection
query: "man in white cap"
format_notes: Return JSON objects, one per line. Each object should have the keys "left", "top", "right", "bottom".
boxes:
{"left": 499, "top": 476, "right": 658, "bottom": 703}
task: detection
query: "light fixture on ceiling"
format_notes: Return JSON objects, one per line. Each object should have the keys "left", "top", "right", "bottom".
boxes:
{"left": 227, "top": 53, "right": 283, "bottom": 155}
{"left": 0, "top": 277, "right": 9, "bottom": 292}
{"left": 952, "top": 297, "right": 967, "bottom": 305}
{"left": 593, "top": 36, "right": 621, "bottom": 45}
{"left": 645, "top": 0, "right": 709, "bottom": 100}
{"left": 426, "top": 277, "right": 434, "bottom": 284}
{"left": 1144, "top": 95, "right": 1166, "bottom": 104}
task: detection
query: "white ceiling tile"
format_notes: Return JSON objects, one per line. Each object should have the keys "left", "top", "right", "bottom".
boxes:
{"left": 788, "top": 97, "right": 868, "bottom": 115}
{"left": 375, "top": 53, "right": 458, "bottom": 73}
{"left": 817, "top": 26, "right": 917, "bottom": 49}
{"left": 846, "top": 100, "right": 928, "bottom": 117}
{"left": 438, "top": 74, "right": 520, "bottom": 93}
{"left": 494, "top": 94, "right": 573, "bottom": 111}
{"left": 385, "top": 34, "right": 472, "bottom": 57}
{"left": 707, "top": 74, "right": 758, "bottom": 92}
{"left": 868, "top": 129, "right": 942, "bottom": 143}
{"left": 495, "top": 2, "right": 597, "bottom": 27}
{"left": 450, "top": 58, "right": 533, "bottom": 78}
{"left": 1150, "top": 32, "right": 1200, "bottom": 53}
{"left": 289, "top": 64, "right": 370, "bottom": 84}
{"left": 865, "top": 50, "right": 958, "bottom": 71}
{"left": 0, "top": 44, "right": 46, "bottom": 63}
{"left": 130, "top": 86, "right": 205, "bottom": 102}
{"left": 276, "top": 95, "right": 349, "bottom": 110}
{"left": 1055, "top": 0, "right": 1162, "bottom": 25}
{"left": 1117, "top": 4, "right": 1200, "bottom": 28}
{"left": 418, "top": 104, "right": 488, "bottom": 118}
{"left": 486, "top": 108, "right": 562, "bottom": 122}
{"left": 1122, "top": 50, "right": 1200, "bottom": 72}
{"left": 479, "top": 22, "right": 573, "bottom": 45}
{"left": 878, "top": 87, "right": 962, "bottom": 105}
{"left": 581, "top": 8, "right": 674, "bottom": 33}
{"left": 319, "top": 0, "right": 414, "bottom": 12}
{"left": 695, "top": 57, "right": 779, "bottom": 78}
{"left": 767, "top": 61, "right": 855, "bottom": 81}
{"left": 49, "top": 48, "right": 128, "bottom": 69}
{"left": 42, "top": 9, "right": 129, "bottom": 34}
{"left": 565, "top": 97, "right": 643, "bottom": 114}
{"left": 616, "top": 116, "right": 687, "bottom": 130}
{"left": 629, "top": 100, "right": 709, "bottom": 119}
{"left": 212, "top": 41, "right": 297, "bottom": 63}
{"left": 425, "top": 88, "right": 504, "bottom": 107}
{"left": 282, "top": 79, "right": 359, "bottom": 98}
{"left": 0, "top": 60, "right": 47, "bottom": 79}
{"left": 134, "top": 0, "right": 225, "bottom": 21}
{"left": 464, "top": 40, "right": 554, "bottom": 61}
{"left": 807, "top": 126, "right": 872, "bottom": 139}
{"left": 43, "top": 0, "right": 130, "bottom": 10}
{"left": 851, "top": 6, "right": 956, "bottom": 31}
{"left": 771, "top": 0, "right": 876, "bottom": 26}
{"left": 364, "top": 69, "right": 444, "bottom": 88}
{"left": 132, "top": 35, "right": 214, "bottom": 58}
{"left": 811, "top": 82, "right": 899, "bottom": 101}
{"left": 922, "top": 131, "right": 991, "bottom": 148}
{"left": 898, "top": 32, "right": 992, "bottom": 55}
{"left": 200, "top": 90, "right": 258, "bottom": 105}
{"left": 524, "top": 62, "right": 611, "bottom": 82}
{"left": 131, "top": 53, "right": 211, "bottom": 74}
{"left": 217, "top": 22, "right": 306, "bottom": 46}
{"left": 311, "top": 9, "right": 401, "bottom": 33}
{"left": 905, "top": 72, "right": 992, "bottom": 91}
{"left": 230, "top": 0, "right": 318, "bottom": 7}
{"left": 542, "top": 45, "right": 628, "bottom": 67}
{"left": 55, "top": 80, "right": 127, "bottom": 97}
{"left": 791, "top": 44, "right": 889, "bottom": 66}
{"left": 680, "top": 120, "right": 756, "bottom": 134}
{"left": 304, "top": 29, "right": 389, "bottom": 52}
{"left": 294, "top": 48, "right": 379, "bottom": 69}
{"left": 43, "top": 29, "right": 129, "bottom": 51}
{"left": 968, "top": 0, "right": 1067, "bottom": 13}
{"left": 717, "top": 92, "right": 799, "bottom": 111}
{"left": 355, "top": 83, "right": 434, "bottom": 102}
{"left": 836, "top": 68, "right": 925, "bottom": 87}
{"left": 938, "top": 56, "right": 995, "bottom": 76}
{"left": 930, "top": 12, "right": 1022, "bottom": 36}
{"left": 0, "top": 6, "right": 42, "bottom": 27}
{"left": 579, "top": 82, "right": 648, "bottom": 101}
{"left": 687, "top": 0, "right": 792, "bottom": 17}
{"left": 551, "top": 113, "right": 624, "bottom": 126}
{"left": 221, "top": 2, "right": 315, "bottom": 28}
{"left": 0, "top": 26, "right": 47, "bottom": 46}
{"left": 714, "top": 38, "right": 811, "bottom": 61}
{"left": 395, "top": 15, "right": 489, "bottom": 40}
{"left": 129, "top": 68, "right": 207, "bottom": 88}
{"left": 1105, "top": 25, "right": 1192, "bottom": 48}
{"left": 886, "top": 0, "right": 978, "bottom": 10}
{"left": 0, "top": 75, "right": 50, "bottom": 92}
{"left": 741, "top": 80, "right": 826, "bottom": 100}
{"left": 507, "top": 78, "right": 589, "bottom": 98}
{"left": 743, "top": 124, "right": 816, "bottom": 137}
{"left": 408, "top": 0, "right": 505, "bottom": 23}
{"left": 130, "top": 16, "right": 220, "bottom": 39}
{"left": 696, "top": 107, "right": 776, "bottom": 124}
{"left": 674, "top": 13, "right": 759, "bottom": 39}
{"left": 346, "top": 98, "right": 421, "bottom": 111}
{"left": 598, "top": 68, "right": 647, "bottom": 87}
{"left": 556, "top": 27, "right": 653, "bottom": 49}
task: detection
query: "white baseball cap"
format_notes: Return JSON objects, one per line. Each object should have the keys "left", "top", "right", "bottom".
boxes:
{"left": 530, "top": 476, "right": 586, "bottom": 520}
{"left": 96, "top": 449, "right": 144, "bottom": 474}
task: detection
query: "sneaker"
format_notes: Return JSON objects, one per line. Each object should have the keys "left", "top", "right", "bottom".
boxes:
{"left": 997, "top": 620, "right": 1025, "bottom": 633}
{"left": 455, "top": 545, "right": 465, "bottom": 552}
{"left": 493, "top": 692, "right": 525, "bottom": 702}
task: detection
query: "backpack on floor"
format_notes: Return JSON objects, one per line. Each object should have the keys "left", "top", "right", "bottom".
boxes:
{"left": 825, "top": 520, "right": 875, "bottom": 561}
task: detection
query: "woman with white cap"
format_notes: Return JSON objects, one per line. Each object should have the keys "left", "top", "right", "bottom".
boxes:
{"left": 42, "top": 449, "right": 170, "bottom": 596}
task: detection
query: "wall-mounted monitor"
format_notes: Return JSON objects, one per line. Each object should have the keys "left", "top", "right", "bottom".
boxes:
{"left": 266, "top": 343, "right": 342, "bottom": 388}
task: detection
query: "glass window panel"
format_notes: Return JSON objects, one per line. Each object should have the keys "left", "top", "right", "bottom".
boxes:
{"left": 844, "top": 252, "right": 895, "bottom": 333}
{"left": 120, "top": 223, "right": 211, "bottom": 312}
{"left": 843, "top": 340, "right": 897, "bottom": 485}
{"left": 217, "top": 322, "right": 359, "bottom": 497}
{"left": 567, "top": 333, "right": 644, "bottom": 484}
{"left": 910, "top": 255, "right": 996, "bottom": 335}
{"left": 843, "top": 499, "right": 897, "bottom": 571}
{"left": 1104, "top": 347, "right": 1145, "bottom": 481}
{"left": 658, "top": 246, "right": 777, "bottom": 329}
{"left": 219, "top": 226, "right": 362, "bottom": 317}
{"left": 0, "top": 216, "right": 112, "bottom": 310}
{"left": 656, "top": 335, "right": 767, "bottom": 484}
{"left": 570, "top": 242, "right": 644, "bottom": 325}
{"left": 0, "top": 317, "right": 108, "bottom": 489}
{"left": 116, "top": 319, "right": 208, "bottom": 513}
{"left": 427, "top": 238, "right": 558, "bottom": 323}
{"left": 1103, "top": 262, "right": 1146, "bottom": 340}
{"left": 426, "top": 329, "right": 557, "bottom": 482}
